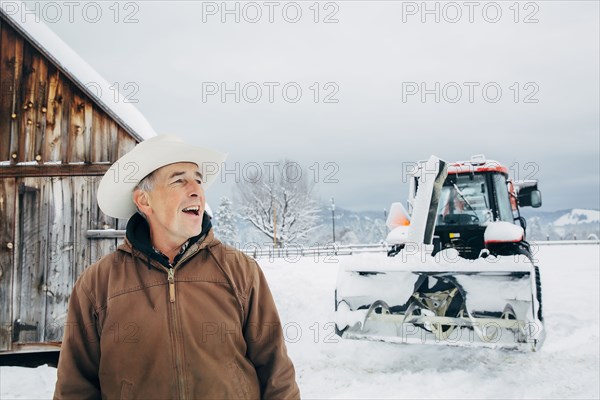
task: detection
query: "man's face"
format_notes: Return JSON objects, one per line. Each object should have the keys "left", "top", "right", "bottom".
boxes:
{"left": 137, "top": 162, "right": 205, "bottom": 249}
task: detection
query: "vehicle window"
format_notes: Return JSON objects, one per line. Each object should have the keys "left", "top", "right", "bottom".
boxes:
{"left": 437, "top": 174, "right": 490, "bottom": 226}
{"left": 493, "top": 173, "right": 514, "bottom": 222}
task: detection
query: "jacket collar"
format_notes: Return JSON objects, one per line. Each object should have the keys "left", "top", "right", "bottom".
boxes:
{"left": 120, "top": 211, "right": 217, "bottom": 269}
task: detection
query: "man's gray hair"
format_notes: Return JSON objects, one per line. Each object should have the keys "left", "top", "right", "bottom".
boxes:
{"left": 133, "top": 172, "right": 156, "bottom": 218}
{"left": 135, "top": 172, "right": 156, "bottom": 193}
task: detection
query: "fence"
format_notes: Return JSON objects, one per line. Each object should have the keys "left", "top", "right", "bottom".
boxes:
{"left": 84, "top": 230, "right": 599, "bottom": 259}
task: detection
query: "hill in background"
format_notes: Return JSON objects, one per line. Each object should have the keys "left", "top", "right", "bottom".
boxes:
{"left": 521, "top": 208, "right": 599, "bottom": 241}
{"left": 217, "top": 206, "right": 599, "bottom": 246}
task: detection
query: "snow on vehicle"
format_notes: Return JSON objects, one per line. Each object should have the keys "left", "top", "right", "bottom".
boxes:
{"left": 334, "top": 155, "right": 545, "bottom": 351}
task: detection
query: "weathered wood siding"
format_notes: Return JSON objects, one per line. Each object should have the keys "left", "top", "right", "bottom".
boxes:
{"left": 0, "top": 178, "right": 15, "bottom": 351}
{"left": 0, "top": 18, "right": 136, "bottom": 165}
{"left": 8, "top": 176, "right": 126, "bottom": 345}
{"left": 0, "top": 13, "right": 140, "bottom": 355}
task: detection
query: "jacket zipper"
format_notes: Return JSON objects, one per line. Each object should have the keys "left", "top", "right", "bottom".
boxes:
{"left": 168, "top": 267, "right": 175, "bottom": 302}
{"left": 162, "top": 250, "right": 199, "bottom": 400}
{"left": 164, "top": 264, "right": 186, "bottom": 399}
{"left": 129, "top": 244, "right": 203, "bottom": 399}
{"left": 163, "top": 251, "right": 198, "bottom": 303}
{"left": 165, "top": 249, "right": 198, "bottom": 303}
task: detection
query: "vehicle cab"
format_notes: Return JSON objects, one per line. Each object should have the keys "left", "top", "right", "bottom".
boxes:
{"left": 408, "top": 155, "right": 542, "bottom": 258}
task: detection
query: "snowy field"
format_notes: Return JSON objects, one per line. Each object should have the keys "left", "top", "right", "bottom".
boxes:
{"left": 1, "top": 243, "right": 599, "bottom": 399}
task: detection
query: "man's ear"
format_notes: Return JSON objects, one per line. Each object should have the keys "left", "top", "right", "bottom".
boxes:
{"left": 133, "top": 189, "right": 152, "bottom": 215}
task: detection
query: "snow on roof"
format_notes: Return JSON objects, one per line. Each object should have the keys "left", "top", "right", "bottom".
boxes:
{"left": 0, "top": 8, "right": 156, "bottom": 142}
{"left": 554, "top": 209, "right": 600, "bottom": 226}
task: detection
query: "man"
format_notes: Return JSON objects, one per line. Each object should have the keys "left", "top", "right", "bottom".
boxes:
{"left": 54, "top": 135, "right": 300, "bottom": 399}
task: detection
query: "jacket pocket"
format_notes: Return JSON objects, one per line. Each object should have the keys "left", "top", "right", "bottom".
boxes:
{"left": 228, "top": 361, "right": 250, "bottom": 399}
{"left": 120, "top": 380, "right": 133, "bottom": 400}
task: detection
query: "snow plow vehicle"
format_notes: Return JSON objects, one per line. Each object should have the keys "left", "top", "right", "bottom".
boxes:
{"left": 334, "top": 155, "right": 545, "bottom": 351}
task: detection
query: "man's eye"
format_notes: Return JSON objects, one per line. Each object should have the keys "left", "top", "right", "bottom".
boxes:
{"left": 196, "top": 180, "right": 203, "bottom": 185}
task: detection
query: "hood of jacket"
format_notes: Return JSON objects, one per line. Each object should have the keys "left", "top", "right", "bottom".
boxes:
{"left": 123, "top": 211, "right": 214, "bottom": 269}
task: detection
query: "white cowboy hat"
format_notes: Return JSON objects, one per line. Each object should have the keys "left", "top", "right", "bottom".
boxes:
{"left": 97, "top": 134, "right": 227, "bottom": 219}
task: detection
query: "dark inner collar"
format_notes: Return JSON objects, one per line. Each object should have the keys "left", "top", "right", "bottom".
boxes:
{"left": 125, "top": 211, "right": 212, "bottom": 268}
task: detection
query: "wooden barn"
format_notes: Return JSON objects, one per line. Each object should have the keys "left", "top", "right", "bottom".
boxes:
{"left": 0, "top": 9, "right": 155, "bottom": 366}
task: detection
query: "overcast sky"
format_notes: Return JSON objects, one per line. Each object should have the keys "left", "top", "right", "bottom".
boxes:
{"left": 14, "top": 0, "right": 600, "bottom": 212}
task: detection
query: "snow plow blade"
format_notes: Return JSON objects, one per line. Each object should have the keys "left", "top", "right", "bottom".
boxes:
{"left": 334, "top": 251, "right": 545, "bottom": 351}
{"left": 334, "top": 155, "right": 546, "bottom": 352}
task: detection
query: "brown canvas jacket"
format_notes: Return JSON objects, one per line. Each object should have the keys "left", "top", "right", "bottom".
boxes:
{"left": 53, "top": 228, "right": 300, "bottom": 400}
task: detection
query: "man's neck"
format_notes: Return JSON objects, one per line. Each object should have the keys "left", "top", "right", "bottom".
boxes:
{"left": 149, "top": 233, "right": 188, "bottom": 265}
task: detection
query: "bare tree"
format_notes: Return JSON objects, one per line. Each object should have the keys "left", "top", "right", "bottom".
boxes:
{"left": 235, "top": 161, "right": 320, "bottom": 246}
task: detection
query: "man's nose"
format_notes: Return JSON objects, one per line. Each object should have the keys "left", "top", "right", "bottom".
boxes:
{"left": 188, "top": 181, "right": 203, "bottom": 197}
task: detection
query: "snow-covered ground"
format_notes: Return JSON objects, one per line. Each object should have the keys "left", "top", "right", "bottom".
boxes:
{"left": 1, "top": 244, "right": 598, "bottom": 399}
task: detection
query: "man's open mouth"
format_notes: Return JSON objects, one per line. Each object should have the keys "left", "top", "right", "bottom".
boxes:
{"left": 182, "top": 206, "right": 200, "bottom": 216}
